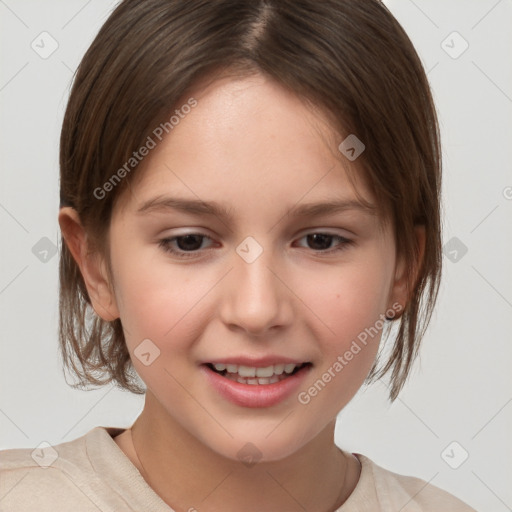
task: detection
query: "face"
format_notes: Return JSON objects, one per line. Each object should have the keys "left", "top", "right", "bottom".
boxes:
{"left": 101, "top": 74, "right": 407, "bottom": 462}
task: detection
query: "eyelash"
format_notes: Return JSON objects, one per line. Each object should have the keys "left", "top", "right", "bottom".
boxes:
{"left": 158, "top": 232, "right": 354, "bottom": 259}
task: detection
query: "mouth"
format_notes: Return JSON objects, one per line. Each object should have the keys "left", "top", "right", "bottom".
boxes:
{"left": 201, "top": 360, "right": 312, "bottom": 408}
{"left": 205, "top": 362, "right": 311, "bottom": 385}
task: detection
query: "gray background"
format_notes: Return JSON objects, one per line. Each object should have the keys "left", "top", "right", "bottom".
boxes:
{"left": 1, "top": 1, "right": 511, "bottom": 510}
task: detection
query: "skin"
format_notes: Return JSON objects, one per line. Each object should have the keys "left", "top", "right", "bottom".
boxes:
{"left": 59, "top": 73, "right": 424, "bottom": 512}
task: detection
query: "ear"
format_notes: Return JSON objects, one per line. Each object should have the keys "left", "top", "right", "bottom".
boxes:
{"left": 58, "top": 207, "right": 120, "bottom": 321}
{"left": 388, "top": 225, "right": 426, "bottom": 319}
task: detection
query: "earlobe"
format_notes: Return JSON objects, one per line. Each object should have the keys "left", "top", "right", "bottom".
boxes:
{"left": 58, "top": 207, "right": 120, "bottom": 322}
{"left": 388, "top": 225, "right": 426, "bottom": 320}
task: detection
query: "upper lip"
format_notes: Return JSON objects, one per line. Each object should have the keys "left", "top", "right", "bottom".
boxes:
{"left": 202, "top": 356, "right": 310, "bottom": 368}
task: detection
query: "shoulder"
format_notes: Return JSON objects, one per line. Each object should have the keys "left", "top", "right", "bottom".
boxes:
{"left": 0, "top": 426, "right": 125, "bottom": 512}
{"left": 354, "top": 454, "right": 478, "bottom": 512}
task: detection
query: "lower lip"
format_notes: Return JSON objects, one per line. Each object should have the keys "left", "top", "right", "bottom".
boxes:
{"left": 200, "top": 364, "right": 311, "bottom": 408}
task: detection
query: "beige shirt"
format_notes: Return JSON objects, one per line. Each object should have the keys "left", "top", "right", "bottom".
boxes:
{"left": 0, "top": 426, "right": 477, "bottom": 511}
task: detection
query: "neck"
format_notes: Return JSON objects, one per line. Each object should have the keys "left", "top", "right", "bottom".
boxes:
{"left": 120, "top": 392, "right": 360, "bottom": 512}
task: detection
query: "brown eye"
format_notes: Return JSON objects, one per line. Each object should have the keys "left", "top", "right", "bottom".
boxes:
{"left": 158, "top": 234, "right": 213, "bottom": 259}
{"left": 295, "top": 233, "right": 353, "bottom": 254}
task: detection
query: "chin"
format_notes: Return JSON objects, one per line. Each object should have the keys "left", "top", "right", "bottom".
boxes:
{"left": 199, "top": 424, "right": 317, "bottom": 466}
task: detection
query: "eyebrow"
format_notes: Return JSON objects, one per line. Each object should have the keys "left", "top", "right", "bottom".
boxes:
{"left": 136, "top": 196, "right": 377, "bottom": 222}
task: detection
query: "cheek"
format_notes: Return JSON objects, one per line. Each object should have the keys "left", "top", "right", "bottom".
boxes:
{"left": 112, "top": 266, "right": 210, "bottom": 394}
{"left": 293, "top": 256, "right": 391, "bottom": 401}
{"left": 109, "top": 241, "right": 202, "bottom": 345}
{"left": 303, "top": 255, "right": 391, "bottom": 341}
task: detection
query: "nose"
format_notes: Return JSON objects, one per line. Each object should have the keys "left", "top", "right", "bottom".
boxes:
{"left": 219, "top": 241, "right": 294, "bottom": 336}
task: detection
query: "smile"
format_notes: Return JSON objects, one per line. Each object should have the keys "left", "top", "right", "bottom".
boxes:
{"left": 207, "top": 362, "right": 309, "bottom": 385}
{"left": 201, "top": 361, "right": 312, "bottom": 408}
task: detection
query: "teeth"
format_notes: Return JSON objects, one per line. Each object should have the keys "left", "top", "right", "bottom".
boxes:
{"left": 256, "top": 366, "right": 274, "bottom": 378}
{"left": 229, "top": 374, "right": 287, "bottom": 385}
{"left": 238, "top": 365, "right": 256, "bottom": 378}
{"left": 273, "top": 364, "right": 285, "bottom": 375}
{"left": 211, "top": 362, "right": 306, "bottom": 380}
{"left": 284, "top": 363, "right": 296, "bottom": 374}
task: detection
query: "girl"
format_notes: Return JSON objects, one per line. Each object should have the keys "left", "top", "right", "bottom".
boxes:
{"left": 0, "top": 0, "right": 478, "bottom": 510}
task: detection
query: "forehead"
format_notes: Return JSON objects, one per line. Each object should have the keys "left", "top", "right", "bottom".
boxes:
{"left": 115, "top": 74, "right": 378, "bottom": 223}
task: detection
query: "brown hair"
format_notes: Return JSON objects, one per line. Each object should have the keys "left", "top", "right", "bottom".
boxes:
{"left": 59, "top": 0, "right": 442, "bottom": 401}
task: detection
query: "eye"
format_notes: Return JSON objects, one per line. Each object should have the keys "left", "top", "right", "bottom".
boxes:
{"left": 294, "top": 233, "right": 354, "bottom": 254}
{"left": 158, "top": 234, "right": 214, "bottom": 259}
{"left": 158, "top": 231, "right": 354, "bottom": 259}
